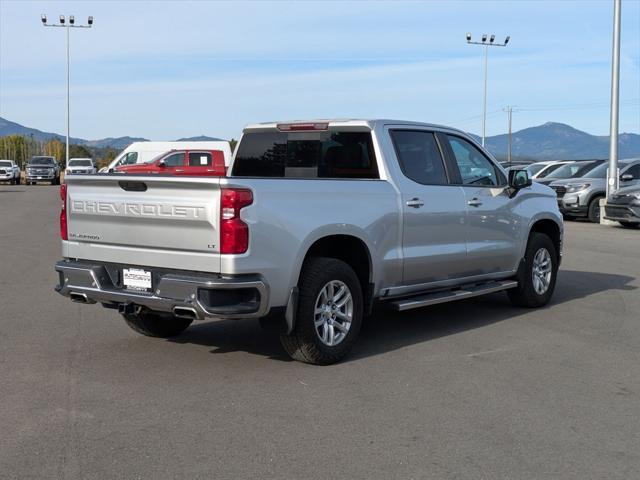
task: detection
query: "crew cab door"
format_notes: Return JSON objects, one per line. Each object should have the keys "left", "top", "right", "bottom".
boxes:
{"left": 182, "top": 150, "right": 227, "bottom": 176}
{"left": 156, "top": 151, "right": 186, "bottom": 175}
{"left": 387, "top": 128, "right": 470, "bottom": 285}
{"left": 441, "top": 134, "right": 520, "bottom": 275}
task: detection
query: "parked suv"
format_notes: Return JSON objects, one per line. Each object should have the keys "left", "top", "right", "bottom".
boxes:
{"left": 549, "top": 159, "right": 640, "bottom": 222}
{"left": 25, "top": 156, "right": 61, "bottom": 185}
{"left": 55, "top": 119, "right": 563, "bottom": 364}
{"left": 115, "top": 149, "right": 226, "bottom": 176}
{"left": 605, "top": 184, "right": 640, "bottom": 228}
{"left": 0, "top": 160, "right": 21, "bottom": 184}
{"left": 65, "top": 158, "right": 96, "bottom": 175}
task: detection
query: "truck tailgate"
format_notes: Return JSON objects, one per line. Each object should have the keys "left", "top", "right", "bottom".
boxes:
{"left": 64, "top": 175, "right": 221, "bottom": 272}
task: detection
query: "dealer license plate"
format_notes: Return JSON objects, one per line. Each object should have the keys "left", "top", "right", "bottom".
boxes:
{"left": 123, "top": 268, "right": 152, "bottom": 292}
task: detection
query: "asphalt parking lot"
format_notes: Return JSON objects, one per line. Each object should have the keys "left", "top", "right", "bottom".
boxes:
{"left": 1, "top": 184, "right": 639, "bottom": 479}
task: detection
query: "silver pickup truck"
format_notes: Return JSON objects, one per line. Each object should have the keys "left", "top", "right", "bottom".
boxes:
{"left": 55, "top": 119, "right": 563, "bottom": 364}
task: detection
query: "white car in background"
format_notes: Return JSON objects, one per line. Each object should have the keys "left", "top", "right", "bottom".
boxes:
{"left": 526, "top": 160, "right": 574, "bottom": 181}
{"left": 0, "top": 160, "right": 21, "bottom": 184}
{"left": 100, "top": 141, "right": 232, "bottom": 173}
{"left": 65, "top": 158, "right": 96, "bottom": 175}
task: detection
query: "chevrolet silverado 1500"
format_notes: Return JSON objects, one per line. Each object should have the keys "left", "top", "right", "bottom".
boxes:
{"left": 55, "top": 119, "right": 563, "bottom": 364}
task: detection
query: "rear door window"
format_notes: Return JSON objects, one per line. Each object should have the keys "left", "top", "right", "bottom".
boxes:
{"left": 232, "top": 131, "right": 378, "bottom": 179}
{"left": 189, "top": 152, "right": 212, "bottom": 166}
{"left": 390, "top": 130, "right": 448, "bottom": 185}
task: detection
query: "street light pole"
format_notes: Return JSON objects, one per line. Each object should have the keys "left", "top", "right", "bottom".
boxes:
{"left": 503, "top": 106, "right": 519, "bottom": 166}
{"left": 41, "top": 14, "right": 94, "bottom": 166}
{"left": 66, "top": 25, "right": 70, "bottom": 166}
{"left": 607, "top": 0, "right": 621, "bottom": 200}
{"left": 467, "top": 33, "right": 510, "bottom": 147}
{"left": 483, "top": 45, "right": 488, "bottom": 147}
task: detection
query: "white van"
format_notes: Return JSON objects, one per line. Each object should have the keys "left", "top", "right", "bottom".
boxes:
{"left": 100, "top": 141, "right": 232, "bottom": 172}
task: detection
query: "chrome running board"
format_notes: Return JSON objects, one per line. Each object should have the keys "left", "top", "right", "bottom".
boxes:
{"left": 389, "top": 280, "right": 518, "bottom": 312}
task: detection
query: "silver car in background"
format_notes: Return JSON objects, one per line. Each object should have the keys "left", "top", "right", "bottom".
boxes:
{"left": 549, "top": 158, "right": 640, "bottom": 222}
{"left": 536, "top": 160, "right": 605, "bottom": 186}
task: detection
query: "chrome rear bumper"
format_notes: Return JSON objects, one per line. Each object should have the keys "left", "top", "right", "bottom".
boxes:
{"left": 55, "top": 260, "right": 269, "bottom": 320}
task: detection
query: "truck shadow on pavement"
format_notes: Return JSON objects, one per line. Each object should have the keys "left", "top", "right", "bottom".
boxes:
{"left": 167, "top": 269, "right": 637, "bottom": 363}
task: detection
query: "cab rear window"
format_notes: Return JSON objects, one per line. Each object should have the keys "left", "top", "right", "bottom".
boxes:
{"left": 232, "top": 131, "right": 378, "bottom": 179}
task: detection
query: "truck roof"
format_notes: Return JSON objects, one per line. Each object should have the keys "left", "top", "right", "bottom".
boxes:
{"left": 243, "top": 119, "right": 472, "bottom": 136}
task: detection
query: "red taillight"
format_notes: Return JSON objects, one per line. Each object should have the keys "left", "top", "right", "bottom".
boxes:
{"left": 60, "top": 183, "right": 68, "bottom": 240}
{"left": 220, "top": 188, "right": 252, "bottom": 254}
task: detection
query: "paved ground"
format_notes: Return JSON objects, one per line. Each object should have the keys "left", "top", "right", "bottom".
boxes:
{"left": 1, "top": 184, "right": 639, "bottom": 480}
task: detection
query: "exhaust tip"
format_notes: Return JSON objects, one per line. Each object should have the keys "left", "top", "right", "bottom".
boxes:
{"left": 173, "top": 306, "right": 198, "bottom": 320}
{"left": 70, "top": 292, "right": 90, "bottom": 303}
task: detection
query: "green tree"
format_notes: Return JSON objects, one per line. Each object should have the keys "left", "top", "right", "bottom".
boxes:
{"left": 69, "top": 144, "right": 92, "bottom": 159}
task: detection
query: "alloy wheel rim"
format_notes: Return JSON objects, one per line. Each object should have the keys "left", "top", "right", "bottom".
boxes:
{"left": 532, "top": 247, "right": 552, "bottom": 295}
{"left": 314, "top": 280, "right": 353, "bottom": 347}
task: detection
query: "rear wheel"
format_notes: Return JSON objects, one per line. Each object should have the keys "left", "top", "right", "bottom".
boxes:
{"left": 508, "top": 232, "right": 558, "bottom": 308}
{"left": 587, "top": 196, "right": 604, "bottom": 223}
{"left": 122, "top": 309, "right": 192, "bottom": 338}
{"left": 280, "top": 257, "right": 363, "bottom": 365}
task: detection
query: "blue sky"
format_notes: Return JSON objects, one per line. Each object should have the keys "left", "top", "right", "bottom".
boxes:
{"left": 0, "top": 0, "right": 638, "bottom": 141}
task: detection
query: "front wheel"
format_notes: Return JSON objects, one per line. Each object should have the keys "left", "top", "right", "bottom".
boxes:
{"left": 280, "top": 257, "right": 363, "bottom": 365}
{"left": 508, "top": 232, "right": 558, "bottom": 308}
{"left": 122, "top": 309, "right": 192, "bottom": 338}
{"left": 587, "top": 196, "right": 604, "bottom": 223}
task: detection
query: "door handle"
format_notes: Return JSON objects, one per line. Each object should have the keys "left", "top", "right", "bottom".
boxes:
{"left": 467, "top": 198, "right": 483, "bottom": 207}
{"left": 406, "top": 198, "right": 424, "bottom": 208}
{"left": 175, "top": 169, "right": 184, "bottom": 172}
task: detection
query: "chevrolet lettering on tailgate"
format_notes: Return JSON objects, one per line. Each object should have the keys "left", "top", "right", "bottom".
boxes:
{"left": 71, "top": 200, "right": 206, "bottom": 219}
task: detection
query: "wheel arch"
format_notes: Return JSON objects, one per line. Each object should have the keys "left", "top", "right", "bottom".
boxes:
{"left": 529, "top": 218, "right": 562, "bottom": 263}
{"left": 299, "top": 234, "right": 373, "bottom": 290}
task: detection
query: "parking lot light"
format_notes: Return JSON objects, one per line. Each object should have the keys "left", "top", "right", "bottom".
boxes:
{"left": 40, "top": 14, "right": 94, "bottom": 166}
{"left": 466, "top": 32, "right": 511, "bottom": 147}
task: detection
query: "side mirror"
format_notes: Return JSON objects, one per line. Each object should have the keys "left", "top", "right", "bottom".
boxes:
{"left": 620, "top": 173, "right": 634, "bottom": 182}
{"left": 509, "top": 169, "right": 532, "bottom": 190}
{"left": 158, "top": 159, "right": 167, "bottom": 168}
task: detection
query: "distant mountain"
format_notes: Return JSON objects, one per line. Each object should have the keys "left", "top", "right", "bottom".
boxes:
{"left": 175, "top": 135, "right": 224, "bottom": 142}
{"left": 482, "top": 122, "right": 640, "bottom": 161}
{"left": 0, "top": 116, "right": 148, "bottom": 150}
{"left": 84, "top": 136, "right": 149, "bottom": 149}
{"left": 2, "top": 117, "right": 638, "bottom": 160}
{"left": 0, "top": 116, "right": 85, "bottom": 144}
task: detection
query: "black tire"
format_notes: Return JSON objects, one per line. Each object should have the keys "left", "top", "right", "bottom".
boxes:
{"left": 15, "top": 176, "right": 21, "bottom": 185}
{"left": 508, "top": 232, "right": 558, "bottom": 308}
{"left": 122, "top": 309, "right": 192, "bottom": 338}
{"left": 587, "top": 196, "right": 603, "bottom": 223}
{"left": 619, "top": 221, "right": 640, "bottom": 229}
{"left": 280, "top": 257, "right": 363, "bottom": 365}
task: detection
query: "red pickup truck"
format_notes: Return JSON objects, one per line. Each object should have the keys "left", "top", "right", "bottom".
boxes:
{"left": 116, "top": 149, "right": 226, "bottom": 176}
